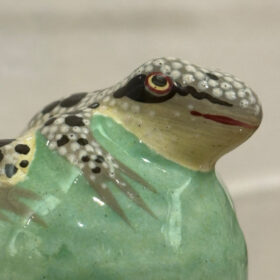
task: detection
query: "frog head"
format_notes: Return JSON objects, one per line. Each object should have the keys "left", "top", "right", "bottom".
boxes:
{"left": 100, "top": 57, "right": 262, "bottom": 171}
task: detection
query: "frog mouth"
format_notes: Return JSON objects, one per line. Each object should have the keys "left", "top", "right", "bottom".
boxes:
{"left": 190, "top": 110, "right": 258, "bottom": 129}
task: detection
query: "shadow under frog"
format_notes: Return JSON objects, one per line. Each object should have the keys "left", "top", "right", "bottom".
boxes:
{"left": 0, "top": 57, "right": 262, "bottom": 280}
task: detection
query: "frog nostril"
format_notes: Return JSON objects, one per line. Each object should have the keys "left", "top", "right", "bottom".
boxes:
{"left": 0, "top": 139, "right": 15, "bottom": 148}
{"left": 206, "top": 73, "right": 219, "bottom": 80}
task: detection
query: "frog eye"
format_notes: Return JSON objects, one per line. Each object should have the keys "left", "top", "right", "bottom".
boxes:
{"left": 144, "top": 72, "right": 173, "bottom": 96}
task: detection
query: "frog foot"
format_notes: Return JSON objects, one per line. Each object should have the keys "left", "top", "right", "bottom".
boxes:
{"left": 86, "top": 160, "right": 158, "bottom": 226}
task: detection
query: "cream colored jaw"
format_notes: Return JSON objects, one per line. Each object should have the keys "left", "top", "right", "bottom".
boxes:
{"left": 95, "top": 96, "right": 255, "bottom": 172}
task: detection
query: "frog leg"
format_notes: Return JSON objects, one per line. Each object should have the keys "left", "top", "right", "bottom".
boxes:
{"left": 0, "top": 136, "right": 45, "bottom": 226}
{"left": 40, "top": 111, "right": 156, "bottom": 225}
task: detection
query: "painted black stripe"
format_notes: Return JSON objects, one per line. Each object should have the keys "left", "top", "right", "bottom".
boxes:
{"left": 178, "top": 86, "right": 232, "bottom": 107}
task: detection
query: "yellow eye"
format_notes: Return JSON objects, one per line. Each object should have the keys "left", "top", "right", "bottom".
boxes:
{"left": 145, "top": 72, "right": 173, "bottom": 96}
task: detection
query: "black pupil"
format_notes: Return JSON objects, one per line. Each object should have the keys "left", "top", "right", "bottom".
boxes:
{"left": 151, "top": 75, "right": 167, "bottom": 87}
{"left": 206, "top": 73, "right": 219, "bottom": 80}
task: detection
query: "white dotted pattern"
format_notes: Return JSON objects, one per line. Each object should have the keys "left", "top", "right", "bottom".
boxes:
{"left": 28, "top": 56, "right": 261, "bottom": 136}
{"left": 125, "top": 57, "right": 261, "bottom": 116}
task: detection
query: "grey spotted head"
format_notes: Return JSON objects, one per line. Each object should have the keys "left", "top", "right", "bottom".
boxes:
{"left": 113, "top": 57, "right": 262, "bottom": 124}
{"left": 99, "top": 57, "right": 262, "bottom": 171}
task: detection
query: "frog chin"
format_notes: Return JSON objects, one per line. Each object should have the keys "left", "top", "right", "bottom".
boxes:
{"left": 96, "top": 98, "right": 259, "bottom": 172}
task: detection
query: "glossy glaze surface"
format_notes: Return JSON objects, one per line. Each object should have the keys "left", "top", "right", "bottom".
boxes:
{"left": 0, "top": 58, "right": 262, "bottom": 279}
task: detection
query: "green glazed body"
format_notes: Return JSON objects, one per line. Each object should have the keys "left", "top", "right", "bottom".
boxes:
{"left": 0, "top": 115, "right": 247, "bottom": 280}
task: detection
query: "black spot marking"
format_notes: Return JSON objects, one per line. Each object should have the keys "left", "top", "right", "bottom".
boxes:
{"left": 95, "top": 155, "right": 105, "bottom": 163}
{"left": 5, "top": 164, "right": 18, "bottom": 178}
{"left": 206, "top": 73, "right": 219, "bottom": 80}
{"left": 89, "top": 102, "right": 100, "bottom": 109}
{"left": 45, "top": 117, "right": 57, "bottom": 126}
{"left": 77, "top": 138, "right": 88, "bottom": 146}
{"left": 65, "top": 116, "right": 85, "bottom": 127}
{"left": 81, "top": 156, "right": 90, "bottom": 162}
{"left": 60, "top": 93, "right": 87, "bottom": 108}
{"left": 20, "top": 160, "right": 29, "bottom": 168}
{"left": 0, "top": 139, "right": 15, "bottom": 147}
{"left": 15, "top": 144, "right": 30, "bottom": 155}
{"left": 42, "top": 100, "right": 60, "bottom": 114}
{"left": 0, "top": 150, "right": 3, "bottom": 162}
{"left": 57, "top": 135, "right": 69, "bottom": 147}
{"left": 92, "top": 167, "right": 101, "bottom": 174}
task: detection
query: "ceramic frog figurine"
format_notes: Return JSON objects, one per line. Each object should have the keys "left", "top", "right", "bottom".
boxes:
{"left": 0, "top": 57, "right": 262, "bottom": 280}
